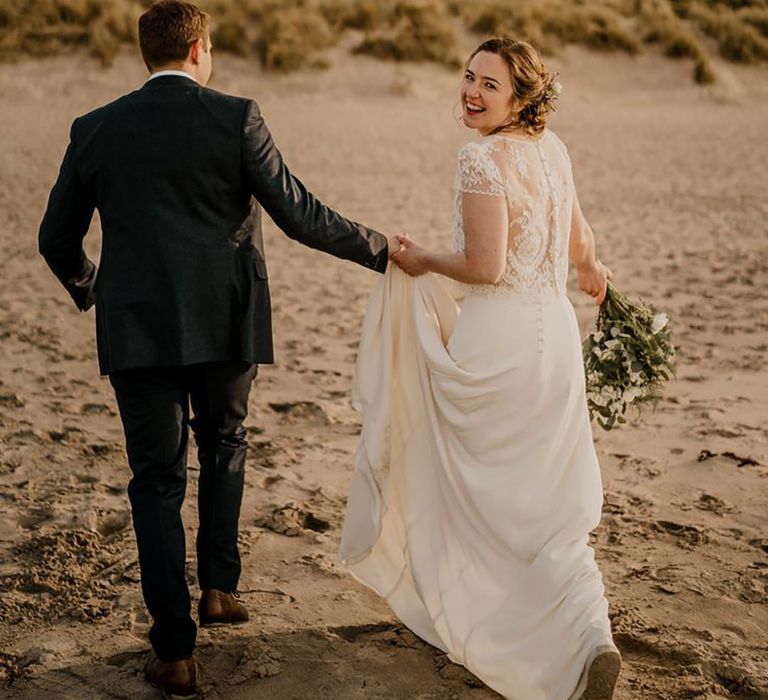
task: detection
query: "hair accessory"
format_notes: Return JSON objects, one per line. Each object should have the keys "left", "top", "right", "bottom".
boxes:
{"left": 542, "top": 78, "right": 562, "bottom": 106}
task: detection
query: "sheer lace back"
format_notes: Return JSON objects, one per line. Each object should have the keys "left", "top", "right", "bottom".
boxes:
{"left": 453, "top": 130, "right": 574, "bottom": 301}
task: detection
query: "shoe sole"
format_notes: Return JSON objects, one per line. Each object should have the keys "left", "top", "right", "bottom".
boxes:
{"left": 146, "top": 680, "right": 198, "bottom": 699}
{"left": 199, "top": 620, "right": 249, "bottom": 629}
{"left": 146, "top": 671, "right": 198, "bottom": 699}
{"left": 580, "top": 648, "right": 621, "bottom": 700}
{"left": 160, "top": 689, "right": 198, "bottom": 700}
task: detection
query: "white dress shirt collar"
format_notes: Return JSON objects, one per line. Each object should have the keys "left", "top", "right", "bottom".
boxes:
{"left": 146, "top": 70, "right": 197, "bottom": 83}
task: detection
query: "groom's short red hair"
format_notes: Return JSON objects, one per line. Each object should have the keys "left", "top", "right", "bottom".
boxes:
{"left": 139, "top": 0, "right": 210, "bottom": 70}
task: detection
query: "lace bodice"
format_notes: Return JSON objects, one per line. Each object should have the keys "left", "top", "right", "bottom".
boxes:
{"left": 453, "top": 130, "right": 575, "bottom": 301}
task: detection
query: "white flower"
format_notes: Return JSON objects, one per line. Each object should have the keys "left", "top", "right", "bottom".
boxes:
{"left": 590, "top": 393, "right": 608, "bottom": 407}
{"left": 544, "top": 80, "right": 563, "bottom": 103}
{"left": 592, "top": 331, "right": 604, "bottom": 343}
{"left": 651, "top": 313, "right": 669, "bottom": 334}
{"left": 623, "top": 387, "right": 640, "bottom": 403}
{"left": 601, "top": 385, "right": 619, "bottom": 399}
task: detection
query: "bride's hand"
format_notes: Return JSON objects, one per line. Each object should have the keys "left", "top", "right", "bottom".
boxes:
{"left": 386, "top": 233, "right": 405, "bottom": 259}
{"left": 577, "top": 259, "right": 613, "bottom": 305}
{"left": 391, "top": 235, "right": 431, "bottom": 277}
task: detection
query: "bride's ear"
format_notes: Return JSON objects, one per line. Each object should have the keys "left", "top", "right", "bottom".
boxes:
{"left": 507, "top": 98, "right": 522, "bottom": 122}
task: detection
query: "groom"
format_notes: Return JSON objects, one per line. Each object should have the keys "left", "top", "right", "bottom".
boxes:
{"left": 38, "top": 0, "right": 398, "bottom": 695}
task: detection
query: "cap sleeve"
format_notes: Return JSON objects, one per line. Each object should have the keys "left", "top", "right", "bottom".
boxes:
{"left": 456, "top": 143, "right": 506, "bottom": 197}
{"left": 550, "top": 131, "right": 573, "bottom": 169}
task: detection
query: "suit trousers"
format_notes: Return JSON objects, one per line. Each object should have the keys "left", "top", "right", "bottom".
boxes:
{"left": 109, "top": 361, "right": 258, "bottom": 662}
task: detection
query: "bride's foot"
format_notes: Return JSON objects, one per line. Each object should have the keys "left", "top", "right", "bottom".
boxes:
{"left": 579, "top": 644, "right": 621, "bottom": 700}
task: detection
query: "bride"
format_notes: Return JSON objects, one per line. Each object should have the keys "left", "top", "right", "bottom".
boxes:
{"left": 339, "top": 37, "right": 621, "bottom": 700}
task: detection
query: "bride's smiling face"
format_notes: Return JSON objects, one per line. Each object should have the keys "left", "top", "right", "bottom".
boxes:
{"left": 461, "top": 51, "right": 516, "bottom": 136}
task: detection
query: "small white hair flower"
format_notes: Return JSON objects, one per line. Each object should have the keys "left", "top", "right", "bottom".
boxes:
{"left": 544, "top": 80, "right": 562, "bottom": 104}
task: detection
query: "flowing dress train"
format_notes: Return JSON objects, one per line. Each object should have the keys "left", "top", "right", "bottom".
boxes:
{"left": 340, "top": 131, "right": 615, "bottom": 700}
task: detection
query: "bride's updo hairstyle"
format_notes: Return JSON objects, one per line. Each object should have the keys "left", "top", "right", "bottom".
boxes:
{"left": 468, "top": 37, "right": 560, "bottom": 137}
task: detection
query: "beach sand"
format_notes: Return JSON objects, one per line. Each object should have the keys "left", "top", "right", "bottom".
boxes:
{"left": 0, "top": 45, "right": 767, "bottom": 699}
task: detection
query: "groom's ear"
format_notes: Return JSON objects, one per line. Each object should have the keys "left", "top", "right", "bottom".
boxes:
{"left": 189, "top": 37, "right": 205, "bottom": 65}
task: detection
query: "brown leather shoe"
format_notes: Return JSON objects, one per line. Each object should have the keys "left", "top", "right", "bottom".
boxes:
{"left": 198, "top": 588, "right": 249, "bottom": 627}
{"left": 144, "top": 655, "right": 197, "bottom": 698}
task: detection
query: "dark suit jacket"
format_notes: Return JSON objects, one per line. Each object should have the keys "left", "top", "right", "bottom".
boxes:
{"left": 38, "top": 74, "right": 389, "bottom": 375}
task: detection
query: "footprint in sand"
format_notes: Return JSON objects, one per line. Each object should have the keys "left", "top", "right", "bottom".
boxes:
{"left": 95, "top": 510, "right": 131, "bottom": 539}
{"left": 0, "top": 391, "right": 24, "bottom": 407}
{"left": 228, "top": 645, "right": 283, "bottom": 682}
{"left": 48, "top": 426, "right": 84, "bottom": 444}
{"left": 80, "top": 402, "right": 115, "bottom": 417}
{"left": 329, "top": 622, "right": 426, "bottom": 650}
{"left": 255, "top": 502, "right": 332, "bottom": 537}
{"left": 695, "top": 493, "right": 736, "bottom": 516}
{"left": 653, "top": 520, "right": 709, "bottom": 548}
{"left": 268, "top": 400, "right": 334, "bottom": 426}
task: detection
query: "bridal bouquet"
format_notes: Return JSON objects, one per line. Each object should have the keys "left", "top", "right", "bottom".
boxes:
{"left": 583, "top": 284, "right": 676, "bottom": 431}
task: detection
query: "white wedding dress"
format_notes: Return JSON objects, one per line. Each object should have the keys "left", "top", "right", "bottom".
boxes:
{"left": 340, "top": 130, "right": 616, "bottom": 700}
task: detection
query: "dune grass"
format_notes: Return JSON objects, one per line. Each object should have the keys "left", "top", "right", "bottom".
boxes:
{"left": 0, "top": 0, "right": 140, "bottom": 66}
{"left": 684, "top": 1, "right": 768, "bottom": 62}
{"left": 353, "top": 0, "right": 460, "bottom": 67}
{"left": 638, "top": 0, "right": 717, "bottom": 82}
{"left": 1, "top": 0, "right": 767, "bottom": 83}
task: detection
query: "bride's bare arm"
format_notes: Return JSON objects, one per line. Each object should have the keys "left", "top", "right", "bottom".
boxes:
{"left": 568, "top": 191, "right": 598, "bottom": 269}
{"left": 569, "top": 190, "right": 611, "bottom": 304}
{"left": 392, "top": 192, "right": 508, "bottom": 284}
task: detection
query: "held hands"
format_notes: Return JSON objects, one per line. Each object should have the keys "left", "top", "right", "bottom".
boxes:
{"left": 389, "top": 234, "right": 431, "bottom": 277}
{"left": 577, "top": 259, "right": 613, "bottom": 305}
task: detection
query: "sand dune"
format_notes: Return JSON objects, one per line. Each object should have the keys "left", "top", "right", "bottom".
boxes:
{"left": 0, "top": 46, "right": 767, "bottom": 699}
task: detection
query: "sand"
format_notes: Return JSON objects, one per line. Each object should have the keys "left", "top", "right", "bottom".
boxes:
{"left": 0, "top": 44, "right": 767, "bottom": 699}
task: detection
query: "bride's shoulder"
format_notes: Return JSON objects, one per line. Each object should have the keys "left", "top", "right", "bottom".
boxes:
{"left": 456, "top": 136, "right": 502, "bottom": 168}
{"left": 546, "top": 129, "right": 571, "bottom": 156}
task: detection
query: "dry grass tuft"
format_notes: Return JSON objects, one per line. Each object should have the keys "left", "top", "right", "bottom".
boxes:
{"left": 694, "top": 55, "right": 716, "bottom": 81}
{"left": 638, "top": 0, "right": 710, "bottom": 85}
{"left": 459, "top": 1, "right": 559, "bottom": 56}
{"left": 738, "top": 7, "right": 768, "bottom": 37}
{"left": 1, "top": 0, "right": 767, "bottom": 82}
{"left": 540, "top": 5, "right": 641, "bottom": 54}
{"left": 255, "top": 5, "right": 337, "bottom": 72}
{"left": 687, "top": 1, "right": 768, "bottom": 62}
{"left": 354, "top": 0, "right": 460, "bottom": 67}
{"left": 320, "top": 0, "right": 384, "bottom": 32}
{"left": 460, "top": 1, "right": 642, "bottom": 56}
{"left": 0, "top": 0, "right": 139, "bottom": 66}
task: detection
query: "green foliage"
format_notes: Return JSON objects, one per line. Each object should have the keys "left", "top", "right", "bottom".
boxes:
{"left": 583, "top": 284, "right": 677, "bottom": 431}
